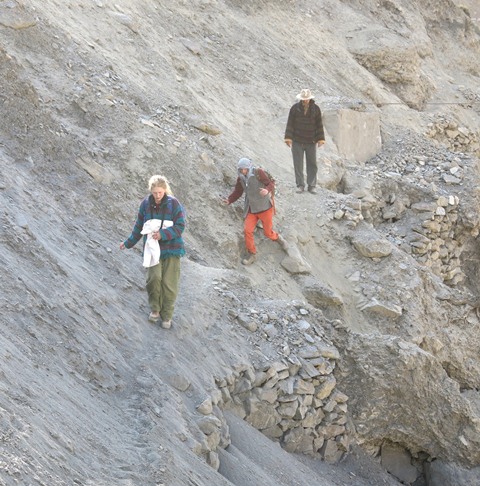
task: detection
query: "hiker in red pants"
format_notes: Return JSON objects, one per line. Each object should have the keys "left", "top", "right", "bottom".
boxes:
{"left": 223, "top": 157, "right": 288, "bottom": 265}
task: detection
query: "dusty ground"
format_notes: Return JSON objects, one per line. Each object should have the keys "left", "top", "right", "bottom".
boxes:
{"left": 1, "top": 0, "right": 480, "bottom": 485}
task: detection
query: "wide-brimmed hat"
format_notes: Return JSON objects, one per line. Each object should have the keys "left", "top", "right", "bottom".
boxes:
{"left": 237, "top": 157, "right": 252, "bottom": 170}
{"left": 296, "top": 88, "right": 314, "bottom": 101}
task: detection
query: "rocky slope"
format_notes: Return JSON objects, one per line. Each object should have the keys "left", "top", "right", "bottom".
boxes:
{"left": 1, "top": 1, "right": 480, "bottom": 485}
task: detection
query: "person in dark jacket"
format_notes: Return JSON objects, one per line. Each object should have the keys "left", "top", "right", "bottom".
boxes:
{"left": 284, "top": 88, "right": 325, "bottom": 194}
{"left": 223, "top": 157, "right": 288, "bottom": 265}
{"left": 120, "top": 175, "right": 186, "bottom": 328}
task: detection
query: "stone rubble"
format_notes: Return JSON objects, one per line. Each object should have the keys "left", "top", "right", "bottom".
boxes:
{"left": 426, "top": 116, "right": 480, "bottom": 157}
{"left": 188, "top": 301, "right": 351, "bottom": 469}
{"left": 328, "top": 125, "right": 480, "bottom": 286}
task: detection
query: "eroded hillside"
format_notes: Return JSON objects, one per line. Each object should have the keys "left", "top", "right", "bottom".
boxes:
{"left": 1, "top": 1, "right": 480, "bottom": 485}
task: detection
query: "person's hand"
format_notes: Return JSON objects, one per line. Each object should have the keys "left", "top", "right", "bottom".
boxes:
{"left": 259, "top": 188, "right": 269, "bottom": 197}
{"left": 317, "top": 140, "right": 325, "bottom": 148}
{"left": 120, "top": 242, "right": 125, "bottom": 250}
{"left": 152, "top": 231, "right": 161, "bottom": 240}
{"left": 285, "top": 139, "right": 292, "bottom": 147}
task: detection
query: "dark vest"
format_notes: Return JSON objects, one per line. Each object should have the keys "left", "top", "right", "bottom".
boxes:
{"left": 240, "top": 168, "right": 272, "bottom": 217}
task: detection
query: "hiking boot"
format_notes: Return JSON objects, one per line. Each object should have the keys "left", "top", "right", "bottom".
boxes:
{"left": 296, "top": 186, "right": 305, "bottom": 193}
{"left": 241, "top": 253, "right": 256, "bottom": 265}
{"left": 308, "top": 186, "right": 317, "bottom": 194}
{"left": 276, "top": 235, "right": 289, "bottom": 251}
{"left": 161, "top": 320, "right": 172, "bottom": 329}
{"left": 148, "top": 311, "right": 160, "bottom": 322}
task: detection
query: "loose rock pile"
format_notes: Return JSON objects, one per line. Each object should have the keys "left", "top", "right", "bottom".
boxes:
{"left": 328, "top": 127, "right": 480, "bottom": 286}
{"left": 426, "top": 117, "right": 480, "bottom": 157}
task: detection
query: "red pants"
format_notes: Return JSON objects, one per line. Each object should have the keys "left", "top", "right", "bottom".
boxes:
{"left": 244, "top": 207, "right": 278, "bottom": 254}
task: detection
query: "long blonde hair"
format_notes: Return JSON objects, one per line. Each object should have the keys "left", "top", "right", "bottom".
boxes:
{"left": 148, "top": 175, "right": 173, "bottom": 195}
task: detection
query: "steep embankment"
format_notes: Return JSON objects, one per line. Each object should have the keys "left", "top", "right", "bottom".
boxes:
{"left": 1, "top": 1, "right": 480, "bottom": 485}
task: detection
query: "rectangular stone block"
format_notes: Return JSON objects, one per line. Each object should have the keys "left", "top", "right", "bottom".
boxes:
{"left": 323, "top": 109, "right": 381, "bottom": 164}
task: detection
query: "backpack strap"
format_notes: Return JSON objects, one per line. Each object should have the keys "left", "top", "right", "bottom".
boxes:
{"left": 255, "top": 168, "right": 276, "bottom": 215}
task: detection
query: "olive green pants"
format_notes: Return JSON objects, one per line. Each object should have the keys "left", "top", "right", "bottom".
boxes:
{"left": 146, "top": 256, "right": 181, "bottom": 321}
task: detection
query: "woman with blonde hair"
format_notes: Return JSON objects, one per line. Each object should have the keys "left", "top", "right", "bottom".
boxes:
{"left": 120, "top": 175, "right": 186, "bottom": 328}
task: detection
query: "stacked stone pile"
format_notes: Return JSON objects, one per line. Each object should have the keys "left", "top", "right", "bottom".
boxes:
{"left": 329, "top": 126, "right": 480, "bottom": 286}
{"left": 426, "top": 117, "right": 480, "bottom": 157}
{"left": 212, "top": 346, "right": 350, "bottom": 464}
{"left": 192, "top": 394, "right": 230, "bottom": 471}
{"left": 333, "top": 191, "right": 472, "bottom": 285}
{"left": 188, "top": 299, "right": 351, "bottom": 469}
{"left": 407, "top": 195, "right": 468, "bottom": 285}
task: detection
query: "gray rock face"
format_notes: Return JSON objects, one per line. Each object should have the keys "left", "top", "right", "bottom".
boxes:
{"left": 425, "top": 460, "right": 480, "bottom": 486}
{"left": 346, "top": 28, "right": 434, "bottom": 110}
{"left": 2, "top": 0, "right": 480, "bottom": 485}
{"left": 381, "top": 444, "right": 418, "bottom": 484}
{"left": 337, "top": 332, "right": 480, "bottom": 465}
{"left": 323, "top": 109, "right": 382, "bottom": 164}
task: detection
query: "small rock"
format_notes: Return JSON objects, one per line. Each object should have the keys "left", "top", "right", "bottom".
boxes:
{"left": 197, "top": 397, "right": 213, "bottom": 415}
{"left": 237, "top": 313, "right": 257, "bottom": 332}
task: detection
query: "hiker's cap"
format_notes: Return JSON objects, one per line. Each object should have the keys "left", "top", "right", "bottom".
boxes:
{"left": 237, "top": 157, "right": 252, "bottom": 170}
{"left": 296, "top": 88, "right": 314, "bottom": 101}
